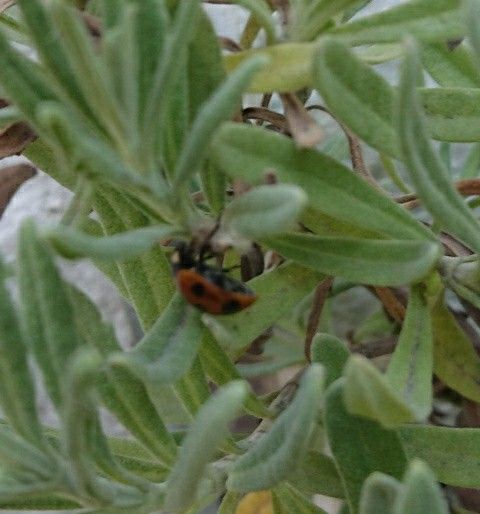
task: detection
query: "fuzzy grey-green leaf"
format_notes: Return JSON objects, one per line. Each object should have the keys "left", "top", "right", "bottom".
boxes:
{"left": 262, "top": 234, "right": 441, "bottom": 286}
{"left": 46, "top": 224, "right": 178, "bottom": 261}
{"left": 313, "top": 38, "right": 398, "bottom": 158}
{"left": 398, "top": 42, "right": 480, "bottom": 254}
{"left": 222, "top": 184, "right": 307, "bottom": 240}
{"left": 227, "top": 364, "right": 324, "bottom": 492}
{"left": 165, "top": 381, "right": 248, "bottom": 512}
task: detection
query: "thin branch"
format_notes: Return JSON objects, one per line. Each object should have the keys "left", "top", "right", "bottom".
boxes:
{"left": 304, "top": 277, "right": 334, "bottom": 361}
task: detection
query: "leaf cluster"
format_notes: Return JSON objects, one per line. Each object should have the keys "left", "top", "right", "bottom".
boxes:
{"left": 0, "top": 0, "right": 479, "bottom": 513}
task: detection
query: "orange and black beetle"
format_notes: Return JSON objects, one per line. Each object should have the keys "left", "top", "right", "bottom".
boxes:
{"left": 170, "top": 241, "right": 257, "bottom": 315}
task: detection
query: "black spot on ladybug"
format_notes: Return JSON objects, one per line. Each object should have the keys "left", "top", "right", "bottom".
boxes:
{"left": 222, "top": 299, "right": 241, "bottom": 314}
{"left": 190, "top": 282, "right": 205, "bottom": 297}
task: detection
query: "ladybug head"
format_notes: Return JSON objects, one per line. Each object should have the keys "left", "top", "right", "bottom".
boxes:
{"left": 170, "top": 240, "right": 196, "bottom": 272}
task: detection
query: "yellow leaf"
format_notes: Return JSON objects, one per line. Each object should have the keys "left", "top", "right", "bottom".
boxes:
{"left": 235, "top": 491, "right": 274, "bottom": 514}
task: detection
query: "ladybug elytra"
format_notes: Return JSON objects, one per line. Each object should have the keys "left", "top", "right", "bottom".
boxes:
{"left": 171, "top": 241, "right": 257, "bottom": 315}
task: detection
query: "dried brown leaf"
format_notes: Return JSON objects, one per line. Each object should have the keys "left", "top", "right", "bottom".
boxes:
{"left": 0, "top": 162, "right": 36, "bottom": 217}
{"left": 0, "top": 122, "right": 37, "bottom": 159}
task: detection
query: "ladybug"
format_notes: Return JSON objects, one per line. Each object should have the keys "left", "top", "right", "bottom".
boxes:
{"left": 170, "top": 241, "right": 257, "bottom": 315}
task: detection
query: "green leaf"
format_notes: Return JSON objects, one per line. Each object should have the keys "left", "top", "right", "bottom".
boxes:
{"left": 344, "top": 355, "right": 416, "bottom": 427}
{"left": 49, "top": 0, "right": 127, "bottom": 143}
{"left": 324, "top": 380, "right": 407, "bottom": 513}
{"left": 211, "top": 123, "right": 435, "bottom": 241}
{"left": 461, "top": 143, "right": 480, "bottom": 178}
{"left": 172, "top": 54, "right": 267, "bottom": 190}
{"left": 289, "top": 451, "right": 345, "bottom": 499}
{"left": 164, "top": 381, "right": 248, "bottom": 512}
{"left": 46, "top": 224, "right": 179, "bottom": 261}
{"left": 0, "top": 28, "right": 57, "bottom": 124}
{"left": 431, "top": 296, "right": 480, "bottom": 402}
{"left": 0, "top": 259, "right": 45, "bottom": 449}
{"left": 188, "top": 9, "right": 224, "bottom": 121}
{"left": 172, "top": 356, "right": 212, "bottom": 418}
{"left": 393, "top": 460, "right": 448, "bottom": 514}
{"left": 385, "top": 285, "right": 433, "bottom": 419}
{"left": 224, "top": 43, "right": 315, "bottom": 94}
{"left": 422, "top": 87, "right": 480, "bottom": 142}
{"left": 329, "top": 0, "right": 464, "bottom": 45}
{"left": 398, "top": 42, "right": 480, "bottom": 254}
{"left": 133, "top": 0, "right": 168, "bottom": 123}
{"left": 121, "top": 293, "right": 204, "bottom": 385}
{"left": 68, "top": 286, "right": 177, "bottom": 466}
{"left": 313, "top": 38, "right": 398, "bottom": 158}
{"left": 201, "top": 160, "right": 226, "bottom": 215}
{"left": 227, "top": 364, "right": 325, "bottom": 492}
{"left": 62, "top": 348, "right": 144, "bottom": 505}
{"left": 310, "top": 333, "right": 350, "bottom": 386}
{"left": 0, "top": 427, "right": 57, "bottom": 481}
{"left": 262, "top": 234, "right": 441, "bottom": 286}
{"left": 143, "top": 0, "right": 200, "bottom": 159}
{"left": 218, "top": 491, "right": 242, "bottom": 514}
{"left": 359, "top": 473, "right": 402, "bottom": 514}
{"left": 290, "top": 0, "right": 362, "bottom": 41}
{"left": 16, "top": 0, "right": 91, "bottom": 118}
{"left": 230, "top": 0, "right": 275, "bottom": 45}
{"left": 399, "top": 424, "right": 480, "bottom": 488}
{"left": 422, "top": 42, "right": 480, "bottom": 88}
{"left": 273, "top": 483, "right": 328, "bottom": 514}
{"left": 203, "top": 263, "right": 323, "bottom": 355}
{"left": 222, "top": 184, "right": 307, "bottom": 240}
{"left": 93, "top": 187, "right": 175, "bottom": 329}
{"left": 17, "top": 220, "right": 80, "bottom": 408}
{"left": 466, "top": 0, "right": 480, "bottom": 74}
{"left": 200, "top": 333, "right": 270, "bottom": 418}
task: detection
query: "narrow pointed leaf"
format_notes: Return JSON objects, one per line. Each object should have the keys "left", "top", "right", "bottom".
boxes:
{"left": 119, "top": 293, "right": 203, "bottom": 384}
{"left": 344, "top": 355, "right": 416, "bottom": 427}
{"left": 46, "top": 224, "right": 178, "bottom": 261}
{"left": 224, "top": 43, "right": 314, "bottom": 94}
{"left": 17, "top": 0, "right": 91, "bottom": 116}
{"left": 165, "top": 381, "right": 248, "bottom": 512}
{"left": 399, "top": 424, "right": 480, "bottom": 488}
{"left": 262, "top": 234, "right": 441, "bottom": 286}
{"left": 0, "top": 259, "right": 44, "bottom": 448}
{"left": 222, "top": 185, "right": 307, "bottom": 240}
{"left": 422, "top": 42, "right": 480, "bottom": 88}
{"left": 135, "top": 0, "right": 168, "bottom": 121}
{"left": 310, "top": 333, "right": 349, "bottom": 387}
{"left": 398, "top": 42, "right": 480, "bottom": 254}
{"left": 313, "top": 39, "right": 398, "bottom": 158}
{"left": 173, "top": 55, "right": 267, "bottom": 190}
{"left": 385, "top": 285, "right": 433, "bottom": 419}
{"left": 93, "top": 187, "right": 175, "bottom": 329}
{"left": 359, "top": 473, "right": 402, "bottom": 514}
{"left": 0, "top": 29, "right": 57, "bottom": 123}
{"left": 227, "top": 365, "right": 325, "bottom": 492}
{"left": 324, "top": 380, "right": 407, "bottom": 513}
{"left": 49, "top": 0, "right": 126, "bottom": 141}
{"left": 330, "top": 0, "right": 464, "bottom": 45}
{"left": 17, "top": 220, "right": 80, "bottom": 408}
{"left": 68, "top": 286, "right": 177, "bottom": 465}
{"left": 289, "top": 451, "right": 345, "bottom": 498}
{"left": 203, "top": 263, "right": 323, "bottom": 354}
{"left": 211, "top": 123, "right": 435, "bottom": 241}
{"left": 62, "top": 349, "right": 144, "bottom": 505}
{"left": 200, "top": 333, "right": 270, "bottom": 418}
{"left": 393, "top": 460, "right": 448, "bottom": 514}
{"left": 188, "top": 9, "right": 224, "bottom": 120}
{"left": 422, "top": 87, "right": 480, "bottom": 142}
{"left": 432, "top": 297, "right": 480, "bottom": 402}
{"left": 273, "top": 483, "right": 328, "bottom": 514}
